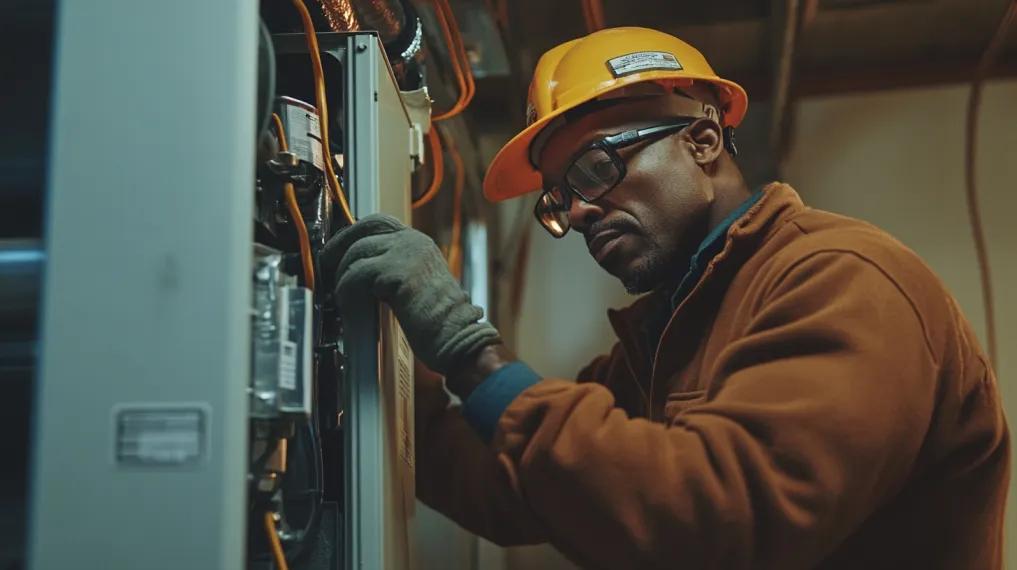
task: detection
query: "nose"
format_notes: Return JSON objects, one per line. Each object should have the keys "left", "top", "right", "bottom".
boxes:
{"left": 567, "top": 195, "right": 605, "bottom": 234}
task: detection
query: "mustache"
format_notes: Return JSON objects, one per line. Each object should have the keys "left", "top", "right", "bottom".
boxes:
{"left": 584, "top": 218, "right": 641, "bottom": 245}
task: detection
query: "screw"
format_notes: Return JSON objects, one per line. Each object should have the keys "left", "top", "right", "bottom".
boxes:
{"left": 356, "top": 43, "right": 367, "bottom": 52}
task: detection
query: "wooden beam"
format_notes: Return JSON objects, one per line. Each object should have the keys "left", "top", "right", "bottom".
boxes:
{"left": 734, "top": 56, "right": 1017, "bottom": 100}
{"left": 769, "top": 0, "right": 802, "bottom": 163}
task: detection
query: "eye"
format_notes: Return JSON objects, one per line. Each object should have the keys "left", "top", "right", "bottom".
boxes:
{"left": 568, "top": 147, "right": 618, "bottom": 192}
{"left": 589, "top": 156, "right": 616, "bottom": 179}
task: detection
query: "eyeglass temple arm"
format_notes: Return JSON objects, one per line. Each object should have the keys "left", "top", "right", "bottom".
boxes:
{"left": 604, "top": 120, "right": 738, "bottom": 156}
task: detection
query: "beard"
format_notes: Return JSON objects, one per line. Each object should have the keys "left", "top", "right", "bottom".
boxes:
{"left": 619, "top": 241, "right": 672, "bottom": 294}
{"left": 611, "top": 228, "right": 699, "bottom": 295}
{"left": 585, "top": 216, "right": 695, "bottom": 295}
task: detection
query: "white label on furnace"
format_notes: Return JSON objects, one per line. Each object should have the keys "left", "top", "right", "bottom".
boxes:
{"left": 285, "top": 110, "right": 325, "bottom": 172}
{"left": 607, "top": 51, "right": 682, "bottom": 77}
{"left": 279, "top": 340, "right": 298, "bottom": 390}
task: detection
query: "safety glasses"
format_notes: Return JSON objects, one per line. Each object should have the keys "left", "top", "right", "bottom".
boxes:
{"left": 533, "top": 118, "right": 695, "bottom": 238}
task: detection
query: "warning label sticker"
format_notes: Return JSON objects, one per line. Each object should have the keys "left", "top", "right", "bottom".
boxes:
{"left": 606, "top": 51, "right": 682, "bottom": 77}
{"left": 114, "top": 405, "right": 208, "bottom": 467}
{"left": 284, "top": 109, "right": 325, "bottom": 172}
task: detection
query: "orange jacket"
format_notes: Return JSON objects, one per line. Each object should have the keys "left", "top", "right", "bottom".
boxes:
{"left": 416, "top": 183, "right": 1009, "bottom": 569}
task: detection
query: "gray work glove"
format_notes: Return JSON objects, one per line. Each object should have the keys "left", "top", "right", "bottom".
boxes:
{"left": 320, "top": 214, "right": 501, "bottom": 375}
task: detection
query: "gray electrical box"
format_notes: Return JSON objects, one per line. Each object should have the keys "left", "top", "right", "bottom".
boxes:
{"left": 263, "top": 31, "right": 420, "bottom": 570}
{"left": 251, "top": 245, "right": 313, "bottom": 419}
{"left": 31, "top": 13, "right": 416, "bottom": 569}
{"left": 29, "top": 2, "right": 258, "bottom": 569}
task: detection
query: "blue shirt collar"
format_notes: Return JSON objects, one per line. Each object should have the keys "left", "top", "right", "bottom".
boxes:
{"left": 669, "top": 190, "right": 764, "bottom": 309}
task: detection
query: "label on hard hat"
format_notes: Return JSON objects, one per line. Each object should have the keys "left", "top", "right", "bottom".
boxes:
{"left": 607, "top": 51, "right": 683, "bottom": 77}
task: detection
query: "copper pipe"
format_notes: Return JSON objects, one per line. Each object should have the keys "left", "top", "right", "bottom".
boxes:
{"left": 320, "top": 0, "right": 407, "bottom": 45}
{"left": 353, "top": 0, "right": 406, "bottom": 45}
{"left": 319, "top": 0, "right": 420, "bottom": 89}
{"left": 319, "top": 0, "right": 360, "bottom": 31}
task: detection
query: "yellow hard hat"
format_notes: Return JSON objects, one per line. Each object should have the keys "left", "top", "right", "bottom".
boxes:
{"left": 483, "top": 27, "right": 748, "bottom": 202}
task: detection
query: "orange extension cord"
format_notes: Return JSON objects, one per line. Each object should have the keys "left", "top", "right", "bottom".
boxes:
{"left": 413, "top": 0, "right": 473, "bottom": 210}
{"left": 431, "top": 0, "right": 475, "bottom": 121}
{"left": 272, "top": 113, "right": 316, "bottom": 290}
{"left": 412, "top": 126, "right": 445, "bottom": 209}
{"left": 289, "top": 0, "right": 356, "bottom": 225}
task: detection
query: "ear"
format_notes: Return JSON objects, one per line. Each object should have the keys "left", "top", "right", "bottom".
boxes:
{"left": 679, "top": 118, "right": 724, "bottom": 167}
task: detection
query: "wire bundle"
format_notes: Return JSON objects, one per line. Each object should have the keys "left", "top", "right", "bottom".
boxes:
{"left": 430, "top": 0, "right": 475, "bottom": 121}
{"left": 271, "top": 113, "right": 316, "bottom": 290}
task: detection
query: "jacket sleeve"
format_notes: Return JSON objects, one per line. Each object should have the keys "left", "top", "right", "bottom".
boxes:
{"left": 575, "top": 349, "right": 615, "bottom": 382}
{"left": 413, "top": 362, "right": 548, "bottom": 546}
{"left": 485, "top": 251, "right": 940, "bottom": 569}
{"left": 414, "top": 338, "right": 628, "bottom": 544}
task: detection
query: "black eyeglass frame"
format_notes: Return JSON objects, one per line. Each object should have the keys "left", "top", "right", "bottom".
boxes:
{"left": 533, "top": 117, "right": 697, "bottom": 237}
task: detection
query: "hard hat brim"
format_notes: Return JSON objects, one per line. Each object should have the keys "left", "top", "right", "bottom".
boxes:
{"left": 482, "top": 73, "right": 747, "bottom": 203}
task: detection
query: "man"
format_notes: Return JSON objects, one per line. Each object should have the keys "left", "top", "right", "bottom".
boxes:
{"left": 322, "top": 27, "right": 1009, "bottom": 569}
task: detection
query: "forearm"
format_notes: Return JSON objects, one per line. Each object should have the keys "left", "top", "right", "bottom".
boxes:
{"left": 445, "top": 343, "right": 515, "bottom": 400}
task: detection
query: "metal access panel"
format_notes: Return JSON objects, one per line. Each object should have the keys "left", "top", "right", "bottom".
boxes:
{"left": 267, "top": 30, "right": 416, "bottom": 570}
{"left": 341, "top": 33, "right": 417, "bottom": 570}
{"left": 28, "top": 2, "right": 257, "bottom": 569}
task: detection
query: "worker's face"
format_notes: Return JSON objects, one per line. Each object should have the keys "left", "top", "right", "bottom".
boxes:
{"left": 538, "top": 96, "right": 720, "bottom": 293}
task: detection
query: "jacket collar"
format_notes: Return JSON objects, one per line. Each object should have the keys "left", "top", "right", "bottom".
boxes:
{"left": 607, "top": 182, "right": 806, "bottom": 376}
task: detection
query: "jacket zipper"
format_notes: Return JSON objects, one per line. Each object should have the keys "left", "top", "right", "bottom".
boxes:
{"left": 647, "top": 256, "right": 723, "bottom": 418}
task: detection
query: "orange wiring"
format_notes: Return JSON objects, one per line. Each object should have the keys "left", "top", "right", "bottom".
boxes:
{"left": 441, "top": 0, "right": 475, "bottom": 104}
{"left": 272, "top": 113, "right": 289, "bottom": 153}
{"left": 264, "top": 512, "right": 290, "bottom": 570}
{"left": 433, "top": 1, "right": 465, "bottom": 113}
{"left": 431, "top": 0, "right": 475, "bottom": 121}
{"left": 430, "top": 1, "right": 467, "bottom": 120}
{"left": 432, "top": 0, "right": 463, "bottom": 118}
{"left": 441, "top": 127, "right": 466, "bottom": 280}
{"left": 284, "top": 185, "right": 315, "bottom": 290}
{"left": 411, "top": 127, "right": 445, "bottom": 209}
{"left": 289, "top": 0, "right": 356, "bottom": 225}
{"left": 964, "top": 0, "right": 1015, "bottom": 370}
{"left": 272, "top": 113, "right": 316, "bottom": 290}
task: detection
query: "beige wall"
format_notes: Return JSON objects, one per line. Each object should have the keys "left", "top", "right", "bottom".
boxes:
{"left": 785, "top": 79, "right": 1017, "bottom": 568}
{"left": 499, "top": 79, "right": 1017, "bottom": 569}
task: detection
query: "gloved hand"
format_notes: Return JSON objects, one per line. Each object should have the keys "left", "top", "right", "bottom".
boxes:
{"left": 320, "top": 214, "right": 501, "bottom": 375}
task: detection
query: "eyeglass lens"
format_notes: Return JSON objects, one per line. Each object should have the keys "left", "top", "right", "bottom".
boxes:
{"left": 534, "top": 188, "right": 570, "bottom": 238}
{"left": 565, "top": 147, "right": 621, "bottom": 201}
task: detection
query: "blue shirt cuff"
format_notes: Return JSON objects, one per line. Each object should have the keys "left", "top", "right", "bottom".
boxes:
{"left": 461, "top": 361, "right": 541, "bottom": 443}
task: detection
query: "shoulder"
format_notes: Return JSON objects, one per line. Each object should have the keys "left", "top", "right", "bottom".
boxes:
{"left": 757, "top": 207, "right": 959, "bottom": 362}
